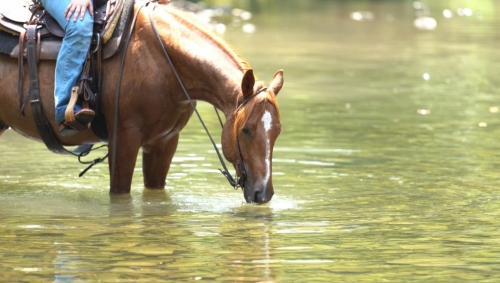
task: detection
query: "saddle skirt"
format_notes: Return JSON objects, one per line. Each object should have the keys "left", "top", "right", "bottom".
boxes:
{"left": 0, "top": 0, "right": 135, "bottom": 60}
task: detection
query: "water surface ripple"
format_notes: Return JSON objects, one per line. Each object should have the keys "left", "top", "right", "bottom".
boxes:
{"left": 1, "top": 0, "right": 500, "bottom": 281}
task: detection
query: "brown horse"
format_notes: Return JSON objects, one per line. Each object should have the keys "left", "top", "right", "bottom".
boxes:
{"left": 0, "top": 3, "right": 283, "bottom": 204}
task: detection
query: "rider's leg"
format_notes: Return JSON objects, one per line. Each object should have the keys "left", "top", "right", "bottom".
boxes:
{"left": 41, "top": 0, "right": 94, "bottom": 124}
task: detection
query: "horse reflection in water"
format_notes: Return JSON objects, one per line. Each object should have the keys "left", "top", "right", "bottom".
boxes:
{"left": 0, "top": 3, "right": 284, "bottom": 203}
{"left": 49, "top": 194, "right": 275, "bottom": 281}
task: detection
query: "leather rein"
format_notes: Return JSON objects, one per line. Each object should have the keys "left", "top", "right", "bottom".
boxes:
{"left": 112, "top": 1, "right": 260, "bottom": 190}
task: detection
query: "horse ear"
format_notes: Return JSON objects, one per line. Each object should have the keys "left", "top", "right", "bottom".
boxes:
{"left": 241, "top": 69, "right": 255, "bottom": 98}
{"left": 270, "top": 70, "right": 284, "bottom": 96}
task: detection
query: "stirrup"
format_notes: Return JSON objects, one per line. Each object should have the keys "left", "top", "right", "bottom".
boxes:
{"left": 64, "top": 86, "right": 80, "bottom": 123}
{"left": 59, "top": 108, "right": 95, "bottom": 137}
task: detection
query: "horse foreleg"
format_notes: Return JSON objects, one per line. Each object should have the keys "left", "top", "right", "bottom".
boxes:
{"left": 142, "top": 133, "right": 179, "bottom": 189}
{"left": 108, "top": 130, "right": 142, "bottom": 194}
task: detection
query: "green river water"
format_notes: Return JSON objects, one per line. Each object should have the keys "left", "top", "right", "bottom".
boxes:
{"left": 1, "top": 0, "right": 500, "bottom": 281}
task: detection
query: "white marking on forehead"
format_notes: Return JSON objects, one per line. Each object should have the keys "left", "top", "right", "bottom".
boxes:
{"left": 262, "top": 111, "right": 272, "bottom": 132}
{"left": 262, "top": 110, "right": 272, "bottom": 188}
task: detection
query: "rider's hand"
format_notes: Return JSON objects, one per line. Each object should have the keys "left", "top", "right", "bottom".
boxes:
{"left": 64, "top": 0, "right": 94, "bottom": 22}
{"left": 158, "top": 0, "right": 170, "bottom": 4}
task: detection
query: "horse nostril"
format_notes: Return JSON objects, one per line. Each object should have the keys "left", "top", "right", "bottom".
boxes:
{"left": 253, "top": 191, "right": 260, "bottom": 203}
{"left": 254, "top": 190, "right": 268, "bottom": 204}
{"left": 248, "top": 187, "right": 270, "bottom": 204}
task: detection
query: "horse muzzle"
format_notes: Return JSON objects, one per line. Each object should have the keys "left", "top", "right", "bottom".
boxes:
{"left": 243, "top": 184, "right": 274, "bottom": 204}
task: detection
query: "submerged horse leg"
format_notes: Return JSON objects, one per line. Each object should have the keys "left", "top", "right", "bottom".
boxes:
{"left": 0, "top": 118, "right": 8, "bottom": 137}
{"left": 108, "top": 128, "right": 142, "bottom": 194}
{"left": 142, "top": 133, "right": 180, "bottom": 189}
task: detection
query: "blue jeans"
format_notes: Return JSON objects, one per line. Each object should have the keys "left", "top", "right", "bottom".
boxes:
{"left": 41, "top": 0, "right": 93, "bottom": 123}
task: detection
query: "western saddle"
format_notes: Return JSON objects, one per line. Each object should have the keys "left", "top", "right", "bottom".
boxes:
{"left": 0, "top": 0, "right": 133, "bottom": 154}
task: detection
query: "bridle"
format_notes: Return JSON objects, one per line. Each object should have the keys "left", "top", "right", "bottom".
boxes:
{"left": 230, "top": 87, "right": 268, "bottom": 189}
{"left": 137, "top": 1, "right": 265, "bottom": 190}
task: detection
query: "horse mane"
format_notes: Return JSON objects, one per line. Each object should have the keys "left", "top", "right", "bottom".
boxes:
{"left": 233, "top": 83, "right": 281, "bottom": 144}
{"left": 168, "top": 8, "right": 251, "bottom": 72}
{"left": 167, "top": 8, "right": 278, "bottom": 144}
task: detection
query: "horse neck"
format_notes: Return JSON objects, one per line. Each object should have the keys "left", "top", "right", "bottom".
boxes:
{"left": 145, "top": 7, "right": 248, "bottom": 117}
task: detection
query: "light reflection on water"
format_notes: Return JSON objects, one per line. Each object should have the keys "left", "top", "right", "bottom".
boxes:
{"left": 2, "top": 0, "right": 500, "bottom": 281}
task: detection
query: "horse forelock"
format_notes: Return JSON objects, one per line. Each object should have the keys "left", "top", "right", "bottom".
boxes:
{"left": 232, "top": 90, "right": 280, "bottom": 145}
{"left": 165, "top": 7, "right": 251, "bottom": 73}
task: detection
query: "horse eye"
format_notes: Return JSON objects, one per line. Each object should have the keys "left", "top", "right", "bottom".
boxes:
{"left": 242, "top": 126, "right": 251, "bottom": 135}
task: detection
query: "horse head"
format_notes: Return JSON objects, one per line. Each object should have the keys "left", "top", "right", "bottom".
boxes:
{"left": 222, "top": 69, "right": 284, "bottom": 204}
